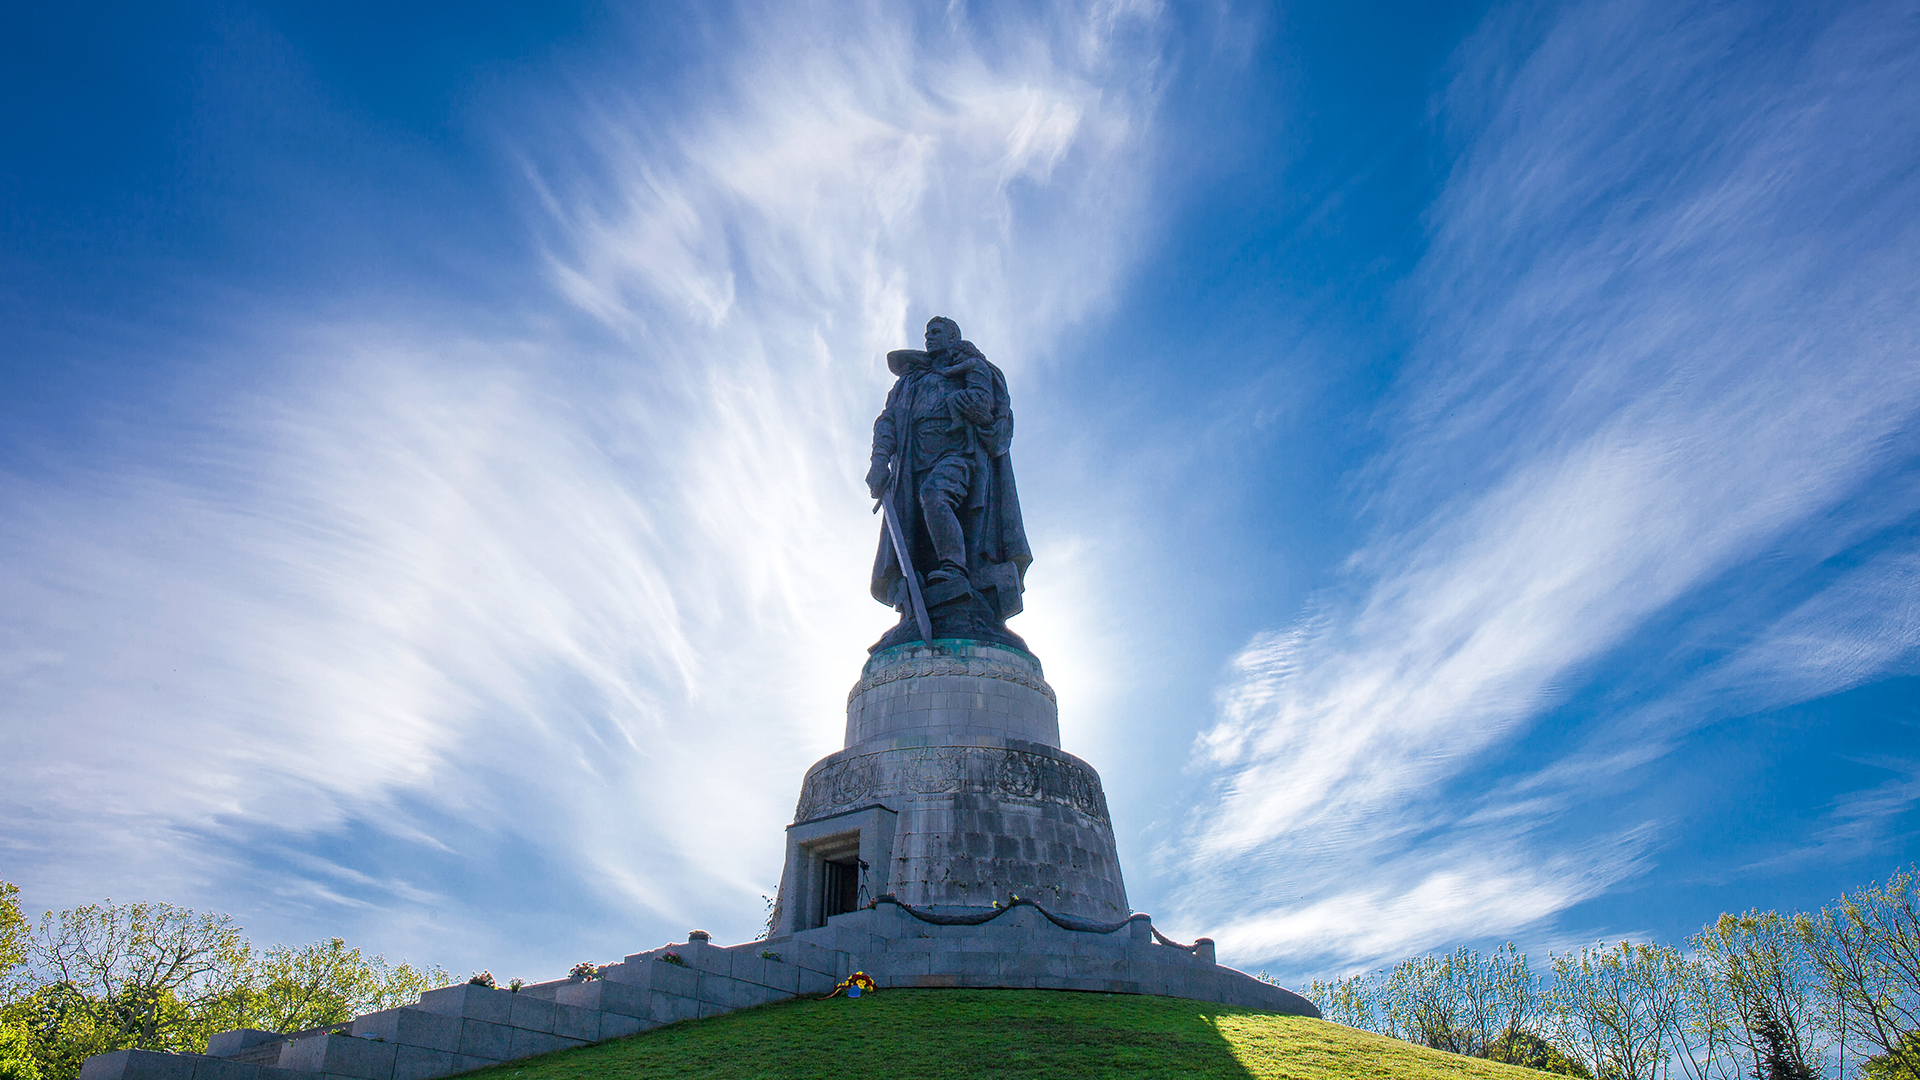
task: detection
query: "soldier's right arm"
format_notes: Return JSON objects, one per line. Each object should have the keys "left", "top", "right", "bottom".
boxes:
{"left": 871, "top": 384, "right": 899, "bottom": 460}
{"left": 868, "top": 384, "right": 900, "bottom": 496}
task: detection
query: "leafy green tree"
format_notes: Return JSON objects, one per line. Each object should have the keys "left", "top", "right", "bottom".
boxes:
{"left": 234, "top": 938, "right": 446, "bottom": 1033}
{"left": 1862, "top": 1031, "right": 1920, "bottom": 1079}
{"left": 1, "top": 885, "right": 26, "bottom": 987}
{"left": 0, "top": 887, "right": 448, "bottom": 1080}
{"left": 30, "top": 900, "right": 250, "bottom": 1055}
{"left": 0, "top": 1014, "right": 33, "bottom": 1080}
{"left": 1470, "top": 944, "right": 1538, "bottom": 1054}
{"left": 5, "top": 983, "right": 114, "bottom": 1080}
{"left": 1, "top": 883, "right": 43, "bottom": 1080}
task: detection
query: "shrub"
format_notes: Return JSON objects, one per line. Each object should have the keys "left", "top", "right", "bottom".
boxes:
{"left": 1482, "top": 1030, "right": 1591, "bottom": 1077}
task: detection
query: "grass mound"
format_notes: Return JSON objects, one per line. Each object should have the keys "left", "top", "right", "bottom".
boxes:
{"left": 470, "top": 988, "right": 1549, "bottom": 1079}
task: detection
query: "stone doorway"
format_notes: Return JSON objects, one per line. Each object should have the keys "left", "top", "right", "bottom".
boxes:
{"left": 773, "top": 803, "right": 897, "bottom": 937}
{"left": 822, "top": 857, "right": 862, "bottom": 920}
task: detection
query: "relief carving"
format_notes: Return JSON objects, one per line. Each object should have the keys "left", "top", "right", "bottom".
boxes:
{"left": 900, "top": 747, "right": 964, "bottom": 794}
{"left": 990, "top": 750, "right": 1042, "bottom": 798}
{"left": 794, "top": 746, "right": 1111, "bottom": 826}
{"left": 793, "top": 753, "right": 878, "bottom": 822}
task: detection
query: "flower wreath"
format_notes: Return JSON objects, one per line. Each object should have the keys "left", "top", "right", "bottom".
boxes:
{"left": 827, "top": 971, "right": 877, "bottom": 998}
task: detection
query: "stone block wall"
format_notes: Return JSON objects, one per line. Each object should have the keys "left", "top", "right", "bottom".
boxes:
{"left": 80, "top": 900, "right": 1314, "bottom": 1080}
{"left": 79, "top": 936, "right": 851, "bottom": 1080}
{"left": 775, "top": 900, "right": 1313, "bottom": 1015}
{"left": 843, "top": 642, "right": 1060, "bottom": 749}
{"left": 782, "top": 739, "right": 1128, "bottom": 925}
{"left": 779, "top": 638, "right": 1129, "bottom": 932}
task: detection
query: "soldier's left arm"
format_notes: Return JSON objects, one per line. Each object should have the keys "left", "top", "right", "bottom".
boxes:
{"left": 954, "top": 365, "right": 994, "bottom": 427}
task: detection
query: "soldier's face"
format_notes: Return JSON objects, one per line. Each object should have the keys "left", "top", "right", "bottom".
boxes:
{"left": 925, "top": 321, "right": 956, "bottom": 351}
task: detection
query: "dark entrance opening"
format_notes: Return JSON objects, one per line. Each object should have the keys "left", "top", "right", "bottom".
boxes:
{"left": 822, "top": 858, "right": 860, "bottom": 920}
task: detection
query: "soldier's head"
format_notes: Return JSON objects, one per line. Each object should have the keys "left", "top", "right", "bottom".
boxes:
{"left": 925, "top": 316, "right": 961, "bottom": 354}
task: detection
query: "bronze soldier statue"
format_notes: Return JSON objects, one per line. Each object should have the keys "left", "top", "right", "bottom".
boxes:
{"left": 866, "top": 316, "right": 1031, "bottom": 652}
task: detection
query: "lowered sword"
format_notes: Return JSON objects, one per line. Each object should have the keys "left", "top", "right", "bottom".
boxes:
{"left": 873, "top": 475, "right": 935, "bottom": 647}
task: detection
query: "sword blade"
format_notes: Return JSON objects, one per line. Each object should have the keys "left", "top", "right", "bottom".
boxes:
{"left": 879, "top": 484, "right": 935, "bottom": 647}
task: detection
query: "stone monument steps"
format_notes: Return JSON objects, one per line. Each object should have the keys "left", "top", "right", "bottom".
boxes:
{"left": 81, "top": 897, "right": 1314, "bottom": 1080}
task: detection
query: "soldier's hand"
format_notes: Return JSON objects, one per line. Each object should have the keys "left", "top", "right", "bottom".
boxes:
{"left": 866, "top": 458, "right": 891, "bottom": 498}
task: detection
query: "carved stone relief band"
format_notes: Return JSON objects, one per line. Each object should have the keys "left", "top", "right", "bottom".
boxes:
{"left": 847, "top": 657, "right": 1057, "bottom": 706}
{"left": 794, "top": 746, "right": 1112, "bottom": 827}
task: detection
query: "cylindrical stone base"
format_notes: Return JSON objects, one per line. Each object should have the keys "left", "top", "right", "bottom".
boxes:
{"left": 774, "top": 640, "right": 1129, "bottom": 934}
{"left": 842, "top": 640, "right": 1061, "bottom": 747}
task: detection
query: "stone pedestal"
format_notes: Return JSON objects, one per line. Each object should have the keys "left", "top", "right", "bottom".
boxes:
{"left": 73, "top": 636, "right": 1318, "bottom": 1080}
{"left": 77, "top": 643, "right": 1319, "bottom": 1080}
{"left": 772, "top": 640, "right": 1128, "bottom": 936}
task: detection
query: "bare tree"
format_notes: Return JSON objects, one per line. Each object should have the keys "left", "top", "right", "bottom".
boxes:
{"left": 1386, "top": 951, "right": 1471, "bottom": 1052}
{"left": 1546, "top": 941, "right": 1685, "bottom": 1080}
{"left": 1693, "top": 912, "right": 1825, "bottom": 1079}
{"left": 1801, "top": 868, "right": 1920, "bottom": 1080}
{"left": 1306, "top": 971, "right": 1384, "bottom": 1033}
{"left": 1482, "top": 943, "right": 1538, "bottom": 1049}
{"left": 1670, "top": 947, "right": 1742, "bottom": 1080}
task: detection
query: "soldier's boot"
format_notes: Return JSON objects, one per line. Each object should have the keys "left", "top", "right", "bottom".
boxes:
{"left": 919, "top": 495, "right": 971, "bottom": 589}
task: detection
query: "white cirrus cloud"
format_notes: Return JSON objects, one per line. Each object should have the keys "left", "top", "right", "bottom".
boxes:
{"left": 0, "top": 0, "right": 1174, "bottom": 972}
{"left": 1172, "top": 0, "right": 1920, "bottom": 973}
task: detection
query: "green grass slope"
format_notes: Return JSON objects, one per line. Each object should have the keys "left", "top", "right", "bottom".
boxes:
{"left": 470, "top": 989, "right": 1550, "bottom": 1079}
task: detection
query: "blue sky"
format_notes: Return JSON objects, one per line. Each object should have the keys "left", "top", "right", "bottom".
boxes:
{"left": 2, "top": 0, "right": 1916, "bottom": 987}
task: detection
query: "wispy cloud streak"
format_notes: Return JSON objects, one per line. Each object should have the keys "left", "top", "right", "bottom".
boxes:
{"left": 1175, "top": 0, "right": 1920, "bottom": 971}
{"left": 0, "top": 0, "right": 1170, "bottom": 969}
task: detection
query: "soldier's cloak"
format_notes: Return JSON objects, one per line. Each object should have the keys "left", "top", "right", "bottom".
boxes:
{"left": 870, "top": 347, "right": 1032, "bottom": 621}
